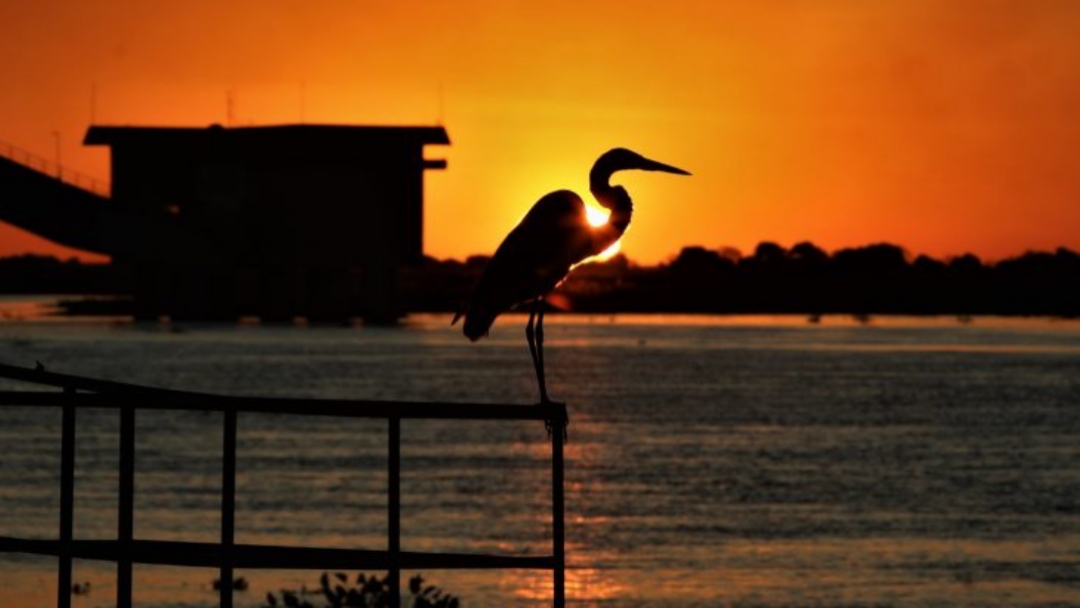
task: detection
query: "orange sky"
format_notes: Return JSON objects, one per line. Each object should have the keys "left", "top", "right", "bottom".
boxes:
{"left": 1, "top": 0, "right": 1078, "bottom": 264}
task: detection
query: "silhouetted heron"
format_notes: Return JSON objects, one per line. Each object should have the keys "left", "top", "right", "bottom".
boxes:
{"left": 454, "top": 148, "right": 690, "bottom": 414}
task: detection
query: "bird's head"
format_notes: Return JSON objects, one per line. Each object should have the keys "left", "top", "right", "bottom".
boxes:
{"left": 590, "top": 148, "right": 691, "bottom": 191}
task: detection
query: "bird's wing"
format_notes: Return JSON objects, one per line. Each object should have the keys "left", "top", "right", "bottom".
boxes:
{"left": 487, "top": 190, "right": 592, "bottom": 297}
{"left": 513, "top": 189, "right": 595, "bottom": 263}
{"left": 461, "top": 190, "right": 592, "bottom": 339}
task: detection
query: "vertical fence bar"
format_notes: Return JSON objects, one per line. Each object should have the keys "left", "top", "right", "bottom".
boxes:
{"left": 220, "top": 408, "right": 237, "bottom": 608}
{"left": 117, "top": 405, "right": 135, "bottom": 608}
{"left": 388, "top": 417, "right": 401, "bottom": 607}
{"left": 58, "top": 388, "right": 76, "bottom": 608}
{"left": 552, "top": 418, "right": 566, "bottom": 608}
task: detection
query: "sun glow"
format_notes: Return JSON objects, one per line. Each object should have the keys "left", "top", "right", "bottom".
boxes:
{"left": 592, "top": 239, "right": 622, "bottom": 261}
{"left": 575, "top": 204, "right": 622, "bottom": 264}
{"left": 585, "top": 204, "right": 609, "bottom": 227}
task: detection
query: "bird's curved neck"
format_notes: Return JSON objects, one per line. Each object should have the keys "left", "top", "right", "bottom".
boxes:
{"left": 589, "top": 164, "right": 616, "bottom": 204}
{"left": 589, "top": 168, "right": 633, "bottom": 249}
{"left": 590, "top": 164, "right": 630, "bottom": 206}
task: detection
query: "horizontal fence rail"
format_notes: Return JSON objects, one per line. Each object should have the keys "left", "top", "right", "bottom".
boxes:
{"left": 0, "top": 537, "right": 557, "bottom": 571}
{"left": 0, "top": 362, "right": 568, "bottom": 608}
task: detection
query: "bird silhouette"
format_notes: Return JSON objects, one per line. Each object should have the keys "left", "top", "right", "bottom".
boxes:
{"left": 454, "top": 148, "right": 690, "bottom": 411}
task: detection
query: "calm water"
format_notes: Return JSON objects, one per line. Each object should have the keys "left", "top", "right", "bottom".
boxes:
{"left": 0, "top": 305, "right": 1078, "bottom": 607}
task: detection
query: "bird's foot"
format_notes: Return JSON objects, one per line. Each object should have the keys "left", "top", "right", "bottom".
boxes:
{"left": 542, "top": 400, "right": 569, "bottom": 443}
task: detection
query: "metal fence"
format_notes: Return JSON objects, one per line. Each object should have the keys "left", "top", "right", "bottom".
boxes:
{"left": 0, "top": 362, "right": 568, "bottom": 607}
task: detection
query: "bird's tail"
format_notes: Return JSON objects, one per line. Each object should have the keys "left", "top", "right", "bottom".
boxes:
{"left": 450, "top": 298, "right": 495, "bottom": 341}
{"left": 461, "top": 302, "right": 497, "bottom": 342}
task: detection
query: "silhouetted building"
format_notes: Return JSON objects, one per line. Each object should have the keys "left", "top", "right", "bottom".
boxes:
{"left": 0, "top": 124, "right": 449, "bottom": 322}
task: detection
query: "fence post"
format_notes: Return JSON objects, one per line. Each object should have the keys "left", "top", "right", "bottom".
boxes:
{"left": 118, "top": 405, "right": 135, "bottom": 608}
{"left": 552, "top": 412, "right": 566, "bottom": 608}
{"left": 220, "top": 408, "right": 237, "bottom": 608}
{"left": 58, "top": 388, "right": 76, "bottom": 608}
{"left": 388, "top": 417, "right": 401, "bottom": 607}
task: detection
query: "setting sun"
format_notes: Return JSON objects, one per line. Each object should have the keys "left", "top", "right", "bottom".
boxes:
{"left": 580, "top": 204, "right": 622, "bottom": 263}
{"left": 584, "top": 204, "right": 608, "bottom": 228}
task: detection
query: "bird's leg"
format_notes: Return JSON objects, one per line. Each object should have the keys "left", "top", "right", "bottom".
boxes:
{"left": 535, "top": 300, "right": 569, "bottom": 441}
{"left": 530, "top": 299, "right": 549, "bottom": 404}
{"left": 526, "top": 303, "right": 541, "bottom": 393}
{"left": 535, "top": 300, "right": 546, "bottom": 394}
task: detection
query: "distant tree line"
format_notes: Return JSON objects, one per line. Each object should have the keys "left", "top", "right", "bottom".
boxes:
{"left": 0, "top": 254, "right": 122, "bottom": 294}
{"left": 405, "top": 242, "right": 1080, "bottom": 317}
{"left": 3, "top": 243, "right": 1079, "bottom": 316}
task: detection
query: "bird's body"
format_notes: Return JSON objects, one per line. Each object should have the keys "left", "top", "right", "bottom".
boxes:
{"left": 455, "top": 148, "right": 689, "bottom": 407}
{"left": 461, "top": 188, "right": 622, "bottom": 340}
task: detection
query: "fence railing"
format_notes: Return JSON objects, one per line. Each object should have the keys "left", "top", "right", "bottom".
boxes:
{"left": 0, "top": 361, "right": 568, "bottom": 607}
{"left": 0, "top": 139, "right": 111, "bottom": 196}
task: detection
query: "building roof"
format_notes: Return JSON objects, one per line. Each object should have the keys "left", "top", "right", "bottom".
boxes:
{"left": 83, "top": 124, "right": 450, "bottom": 148}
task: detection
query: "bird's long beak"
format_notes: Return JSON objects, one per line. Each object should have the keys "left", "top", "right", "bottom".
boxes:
{"left": 640, "top": 157, "right": 691, "bottom": 176}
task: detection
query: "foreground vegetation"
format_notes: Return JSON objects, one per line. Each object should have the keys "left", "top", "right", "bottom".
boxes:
{"left": 263, "top": 572, "right": 458, "bottom": 608}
